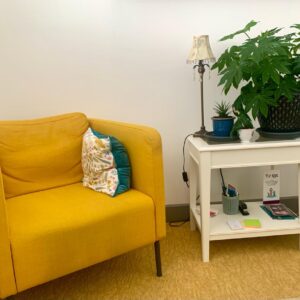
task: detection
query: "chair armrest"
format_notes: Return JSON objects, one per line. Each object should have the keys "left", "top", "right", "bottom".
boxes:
{"left": 0, "top": 169, "right": 17, "bottom": 298}
{"left": 89, "top": 118, "right": 166, "bottom": 240}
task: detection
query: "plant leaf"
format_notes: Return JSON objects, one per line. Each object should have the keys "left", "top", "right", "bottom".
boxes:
{"left": 220, "top": 20, "right": 258, "bottom": 41}
{"left": 291, "top": 24, "right": 300, "bottom": 30}
{"left": 270, "top": 69, "right": 280, "bottom": 85}
{"left": 259, "top": 101, "right": 269, "bottom": 118}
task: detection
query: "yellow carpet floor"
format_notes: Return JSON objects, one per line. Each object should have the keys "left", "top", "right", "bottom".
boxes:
{"left": 14, "top": 223, "right": 300, "bottom": 300}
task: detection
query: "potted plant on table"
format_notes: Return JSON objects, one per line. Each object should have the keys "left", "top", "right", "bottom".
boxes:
{"left": 231, "top": 109, "right": 254, "bottom": 143}
{"left": 212, "top": 21, "right": 300, "bottom": 134}
{"left": 212, "top": 100, "right": 234, "bottom": 136}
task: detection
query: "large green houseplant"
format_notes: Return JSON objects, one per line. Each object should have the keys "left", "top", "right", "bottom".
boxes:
{"left": 212, "top": 21, "right": 300, "bottom": 133}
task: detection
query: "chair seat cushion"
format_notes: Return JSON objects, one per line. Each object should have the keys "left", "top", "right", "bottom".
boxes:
{"left": 6, "top": 183, "right": 155, "bottom": 291}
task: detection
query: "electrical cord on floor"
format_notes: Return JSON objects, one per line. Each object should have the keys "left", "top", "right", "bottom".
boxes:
{"left": 182, "top": 133, "right": 193, "bottom": 187}
{"left": 168, "top": 221, "right": 188, "bottom": 227}
{"left": 179, "top": 135, "right": 226, "bottom": 226}
{"left": 167, "top": 134, "right": 193, "bottom": 228}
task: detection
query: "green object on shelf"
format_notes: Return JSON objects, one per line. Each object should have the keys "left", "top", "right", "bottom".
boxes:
{"left": 222, "top": 195, "right": 239, "bottom": 215}
{"left": 243, "top": 219, "right": 261, "bottom": 228}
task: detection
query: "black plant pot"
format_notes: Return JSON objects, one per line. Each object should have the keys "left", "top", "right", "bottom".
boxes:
{"left": 258, "top": 95, "right": 300, "bottom": 132}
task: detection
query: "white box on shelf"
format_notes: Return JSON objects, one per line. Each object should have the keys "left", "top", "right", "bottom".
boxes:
{"left": 263, "top": 169, "right": 280, "bottom": 204}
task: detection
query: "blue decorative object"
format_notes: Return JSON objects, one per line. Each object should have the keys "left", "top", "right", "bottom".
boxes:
{"left": 212, "top": 117, "right": 234, "bottom": 137}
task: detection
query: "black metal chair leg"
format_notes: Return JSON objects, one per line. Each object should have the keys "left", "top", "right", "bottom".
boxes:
{"left": 154, "top": 241, "right": 162, "bottom": 277}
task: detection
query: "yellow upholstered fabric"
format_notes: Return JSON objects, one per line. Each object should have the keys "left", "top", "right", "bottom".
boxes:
{"left": 6, "top": 183, "right": 155, "bottom": 292}
{"left": 89, "top": 118, "right": 166, "bottom": 240}
{"left": 0, "top": 113, "right": 89, "bottom": 198}
{"left": 0, "top": 170, "right": 17, "bottom": 299}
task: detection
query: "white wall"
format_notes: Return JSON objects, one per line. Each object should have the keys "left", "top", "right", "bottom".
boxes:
{"left": 0, "top": 0, "right": 299, "bottom": 204}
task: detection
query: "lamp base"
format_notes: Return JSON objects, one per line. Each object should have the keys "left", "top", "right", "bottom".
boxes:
{"left": 193, "top": 127, "right": 207, "bottom": 138}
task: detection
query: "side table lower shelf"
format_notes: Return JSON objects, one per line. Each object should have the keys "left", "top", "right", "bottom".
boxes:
{"left": 191, "top": 202, "right": 300, "bottom": 241}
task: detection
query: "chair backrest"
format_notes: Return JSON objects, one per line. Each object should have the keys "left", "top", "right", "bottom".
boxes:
{"left": 0, "top": 113, "right": 89, "bottom": 198}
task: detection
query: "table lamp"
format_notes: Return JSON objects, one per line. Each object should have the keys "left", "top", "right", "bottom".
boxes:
{"left": 187, "top": 35, "right": 215, "bottom": 137}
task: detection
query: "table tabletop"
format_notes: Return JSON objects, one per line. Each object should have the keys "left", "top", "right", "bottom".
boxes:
{"left": 189, "top": 135, "right": 300, "bottom": 152}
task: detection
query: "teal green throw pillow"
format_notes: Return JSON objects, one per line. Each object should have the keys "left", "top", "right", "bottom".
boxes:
{"left": 91, "top": 129, "right": 131, "bottom": 196}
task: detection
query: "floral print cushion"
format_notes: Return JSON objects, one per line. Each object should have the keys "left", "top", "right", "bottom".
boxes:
{"left": 82, "top": 128, "right": 119, "bottom": 196}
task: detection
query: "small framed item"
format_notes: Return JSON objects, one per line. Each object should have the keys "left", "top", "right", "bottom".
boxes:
{"left": 263, "top": 169, "right": 280, "bottom": 204}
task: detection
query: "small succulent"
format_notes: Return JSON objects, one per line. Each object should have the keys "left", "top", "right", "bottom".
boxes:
{"left": 214, "top": 101, "right": 232, "bottom": 118}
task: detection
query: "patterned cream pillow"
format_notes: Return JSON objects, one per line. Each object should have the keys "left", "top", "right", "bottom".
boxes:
{"left": 82, "top": 128, "right": 119, "bottom": 196}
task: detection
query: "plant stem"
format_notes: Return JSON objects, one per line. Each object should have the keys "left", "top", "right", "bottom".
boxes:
{"left": 244, "top": 32, "right": 251, "bottom": 39}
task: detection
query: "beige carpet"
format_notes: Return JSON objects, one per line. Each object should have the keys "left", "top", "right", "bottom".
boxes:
{"left": 13, "top": 223, "right": 300, "bottom": 300}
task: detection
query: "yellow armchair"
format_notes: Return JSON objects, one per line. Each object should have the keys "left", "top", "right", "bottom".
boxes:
{"left": 0, "top": 171, "right": 17, "bottom": 298}
{"left": 0, "top": 113, "right": 166, "bottom": 299}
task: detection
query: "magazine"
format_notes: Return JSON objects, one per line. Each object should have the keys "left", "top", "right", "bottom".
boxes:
{"left": 267, "top": 204, "right": 297, "bottom": 216}
{"left": 261, "top": 203, "right": 297, "bottom": 219}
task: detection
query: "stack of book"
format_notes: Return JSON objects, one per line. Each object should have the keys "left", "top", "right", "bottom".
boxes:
{"left": 261, "top": 203, "right": 297, "bottom": 220}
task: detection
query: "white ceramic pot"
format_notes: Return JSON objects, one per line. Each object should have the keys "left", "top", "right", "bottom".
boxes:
{"left": 238, "top": 128, "right": 255, "bottom": 143}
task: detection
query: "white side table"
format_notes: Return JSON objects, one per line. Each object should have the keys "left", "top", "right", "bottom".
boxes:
{"left": 188, "top": 136, "right": 300, "bottom": 262}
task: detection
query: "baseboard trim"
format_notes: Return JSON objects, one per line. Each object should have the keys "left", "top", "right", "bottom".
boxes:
{"left": 166, "top": 197, "right": 298, "bottom": 223}
{"left": 166, "top": 204, "right": 189, "bottom": 223}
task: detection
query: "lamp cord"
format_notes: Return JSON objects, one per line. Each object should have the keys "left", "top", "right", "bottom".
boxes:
{"left": 219, "top": 169, "right": 227, "bottom": 195}
{"left": 182, "top": 134, "right": 226, "bottom": 196}
{"left": 182, "top": 133, "right": 193, "bottom": 187}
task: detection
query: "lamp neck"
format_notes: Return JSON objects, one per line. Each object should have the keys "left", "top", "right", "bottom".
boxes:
{"left": 193, "top": 60, "right": 208, "bottom": 81}
{"left": 197, "top": 60, "right": 206, "bottom": 75}
{"left": 192, "top": 59, "right": 209, "bottom": 137}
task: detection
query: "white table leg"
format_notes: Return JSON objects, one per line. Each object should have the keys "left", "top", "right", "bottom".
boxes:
{"left": 199, "top": 152, "right": 211, "bottom": 262}
{"left": 298, "top": 164, "right": 300, "bottom": 250}
{"left": 189, "top": 154, "right": 197, "bottom": 231}
{"left": 190, "top": 210, "right": 196, "bottom": 231}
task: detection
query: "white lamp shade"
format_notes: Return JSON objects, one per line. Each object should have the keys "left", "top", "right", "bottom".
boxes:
{"left": 187, "top": 35, "right": 215, "bottom": 64}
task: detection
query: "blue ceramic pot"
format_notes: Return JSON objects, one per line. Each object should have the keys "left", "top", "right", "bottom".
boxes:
{"left": 212, "top": 117, "right": 234, "bottom": 137}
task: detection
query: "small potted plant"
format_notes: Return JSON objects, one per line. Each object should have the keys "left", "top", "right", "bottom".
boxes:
{"left": 212, "top": 100, "right": 234, "bottom": 137}
{"left": 231, "top": 109, "right": 254, "bottom": 143}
